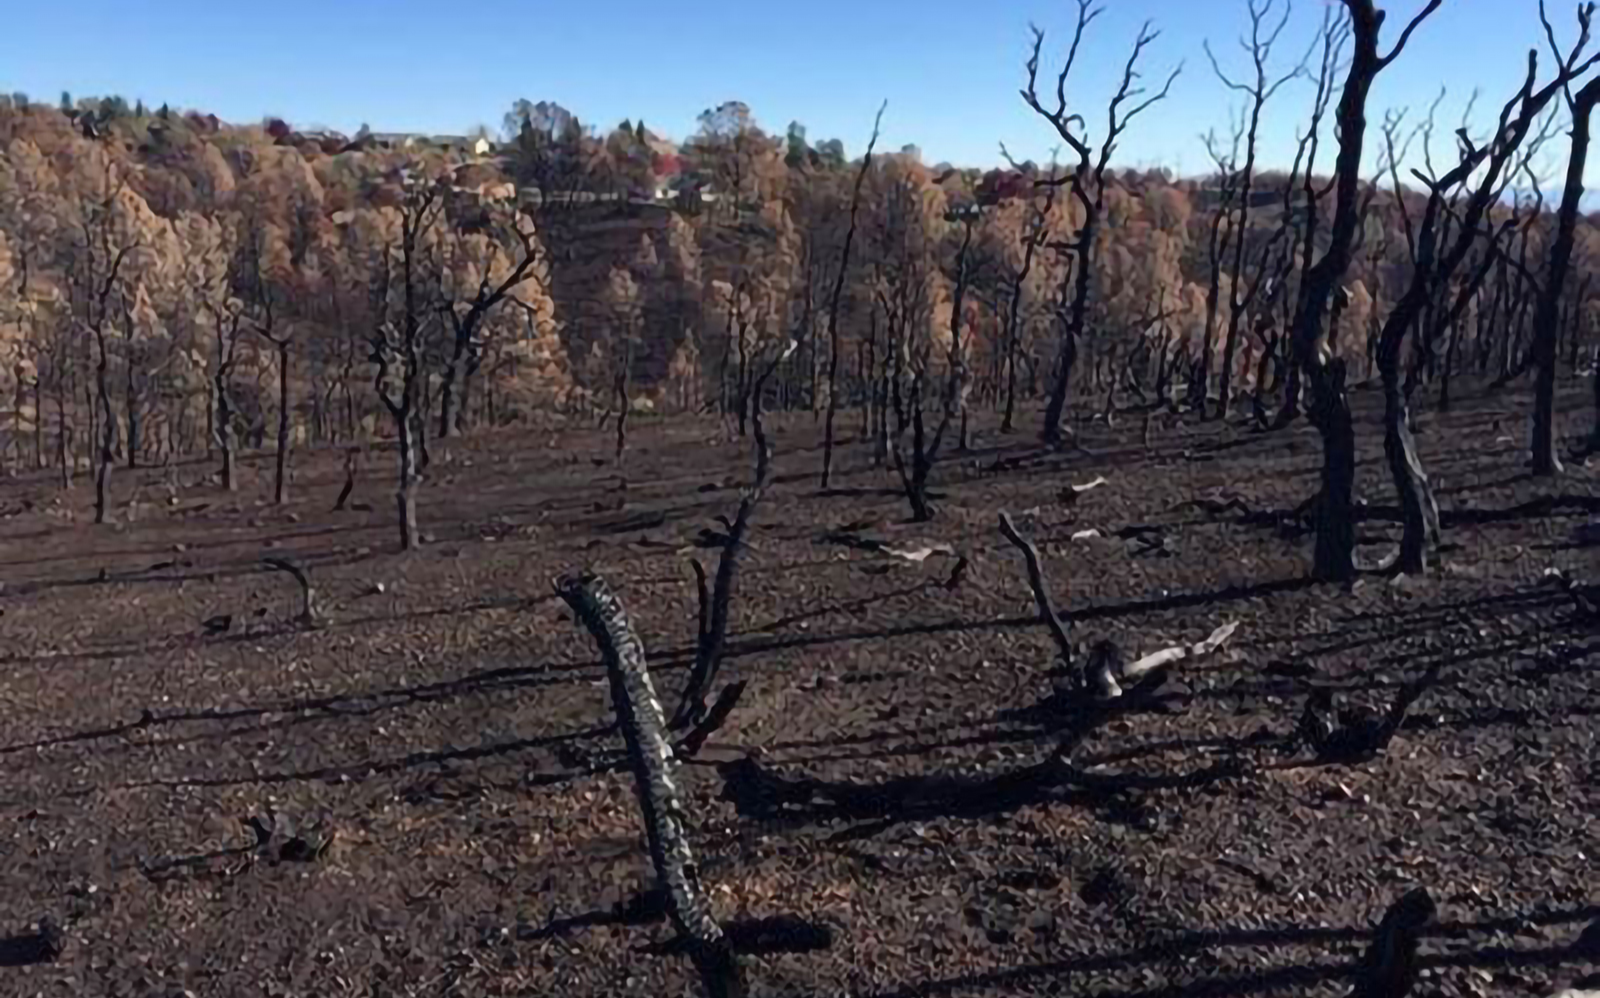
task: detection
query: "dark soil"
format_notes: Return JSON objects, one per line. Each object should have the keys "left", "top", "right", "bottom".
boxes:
{"left": 1, "top": 380, "right": 1597, "bottom": 998}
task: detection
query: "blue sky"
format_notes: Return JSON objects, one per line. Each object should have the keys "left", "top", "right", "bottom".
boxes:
{"left": 0, "top": 0, "right": 1587, "bottom": 183}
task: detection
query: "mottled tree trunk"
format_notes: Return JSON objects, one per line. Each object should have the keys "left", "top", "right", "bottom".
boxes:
{"left": 396, "top": 412, "right": 419, "bottom": 551}
{"left": 557, "top": 574, "right": 745, "bottom": 998}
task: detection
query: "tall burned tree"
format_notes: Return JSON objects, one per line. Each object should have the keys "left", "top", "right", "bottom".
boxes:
{"left": 1208, "top": 0, "right": 1306, "bottom": 419}
{"left": 1276, "top": 7, "right": 1350, "bottom": 427}
{"left": 1196, "top": 117, "right": 1243, "bottom": 415}
{"left": 1371, "top": 10, "right": 1595, "bottom": 573}
{"left": 819, "top": 102, "right": 884, "bottom": 490}
{"left": 1022, "top": 2, "right": 1180, "bottom": 446}
{"left": 1533, "top": 13, "right": 1600, "bottom": 475}
{"left": 72, "top": 174, "right": 138, "bottom": 525}
{"left": 371, "top": 174, "right": 443, "bottom": 552}
{"left": 672, "top": 340, "right": 792, "bottom": 729}
{"left": 1290, "top": 0, "right": 1441, "bottom": 583}
{"left": 891, "top": 212, "right": 973, "bottom": 522}
{"left": 436, "top": 208, "right": 545, "bottom": 441}
{"left": 236, "top": 223, "right": 297, "bottom": 505}
{"left": 1001, "top": 158, "right": 1059, "bottom": 433}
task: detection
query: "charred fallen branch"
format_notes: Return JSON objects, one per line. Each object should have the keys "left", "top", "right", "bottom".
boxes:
{"left": 999, "top": 512, "right": 1237, "bottom": 696}
{"left": 1349, "top": 887, "right": 1436, "bottom": 998}
{"left": 263, "top": 556, "right": 318, "bottom": 628}
{"left": 1297, "top": 660, "right": 1441, "bottom": 763}
{"left": 999, "top": 511, "right": 1074, "bottom": 672}
{"left": 556, "top": 572, "right": 745, "bottom": 998}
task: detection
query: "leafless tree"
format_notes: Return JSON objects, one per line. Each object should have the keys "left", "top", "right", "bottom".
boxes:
{"left": 820, "top": 101, "right": 885, "bottom": 490}
{"left": 1532, "top": 3, "right": 1600, "bottom": 474}
{"left": 72, "top": 171, "right": 138, "bottom": 525}
{"left": 1022, "top": 2, "right": 1181, "bottom": 445}
{"left": 1208, "top": 0, "right": 1307, "bottom": 419}
{"left": 437, "top": 210, "right": 545, "bottom": 440}
{"left": 1287, "top": 0, "right": 1442, "bottom": 582}
{"left": 999, "top": 151, "right": 1060, "bottom": 433}
{"left": 671, "top": 340, "right": 793, "bottom": 729}
{"left": 891, "top": 212, "right": 973, "bottom": 522}
{"left": 1275, "top": 7, "right": 1351, "bottom": 426}
{"left": 370, "top": 174, "right": 444, "bottom": 551}
{"left": 202, "top": 287, "right": 246, "bottom": 494}
{"left": 1196, "top": 116, "right": 1245, "bottom": 414}
{"left": 1370, "top": 9, "right": 1595, "bottom": 573}
{"left": 239, "top": 224, "right": 296, "bottom": 505}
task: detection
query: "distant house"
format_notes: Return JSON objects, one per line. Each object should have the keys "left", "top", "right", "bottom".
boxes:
{"left": 428, "top": 134, "right": 494, "bottom": 157}
{"left": 367, "top": 132, "right": 419, "bottom": 150}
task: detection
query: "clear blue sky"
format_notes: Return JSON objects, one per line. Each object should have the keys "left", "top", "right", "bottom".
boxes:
{"left": 0, "top": 0, "right": 1587, "bottom": 183}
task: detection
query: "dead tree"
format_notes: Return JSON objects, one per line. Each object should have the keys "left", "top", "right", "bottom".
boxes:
{"left": 1371, "top": 16, "right": 1594, "bottom": 573}
{"left": 819, "top": 101, "right": 884, "bottom": 490}
{"left": 1022, "top": 2, "right": 1181, "bottom": 445}
{"left": 891, "top": 214, "right": 972, "bottom": 522}
{"left": 1196, "top": 117, "right": 1244, "bottom": 414}
{"left": 370, "top": 176, "right": 443, "bottom": 552}
{"left": 671, "top": 341, "right": 793, "bottom": 729}
{"left": 437, "top": 210, "right": 545, "bottom": 440}
{"left": 75, "top": 181, "right": 138, "bottom": 526}
{"left": 1207, "top": 0, "right": 1306, "bottom": 420}
{"left": 1533, "top": 53, "right": 1600, "bottom": 473}
{"left": 1001, "top": 157, "right": 1059, "bottom": 432}
{"left": 614, "top": 325, "right": 633, "bottom": 465}
{"left": 201, "top": 265, "right": 248, "bottom": 494}
{"left": 244, "top": 234, "right": 295, "bottom": 505}
{"left": 555, "top": 573, "right": 745, "bottom": 998}
{"left": 333, "top": 446, "right": 359, "bottom": 511}
{"left": 1275, "top": 8, "right": 1349, "bottom": 427}
{"left": 1288, "top": 0, "right": 1443, "bottom": 582}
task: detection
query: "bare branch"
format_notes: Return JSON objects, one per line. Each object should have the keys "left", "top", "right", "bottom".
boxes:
{"left": 1376, "top": 0, "right": 1445, "bottom": 71}
{"left": 998, "top": 512, "right": 1073, "bottom": 670}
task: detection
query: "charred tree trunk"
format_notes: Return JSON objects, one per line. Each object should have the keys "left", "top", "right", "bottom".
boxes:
{"left": 396, "top": 409, "right": 420, "bottom": 550}
{"left": 1198, "top": 190, "right": 1231, "bottom": 415}
{"left": 93, "top": 324, "right": 115, "bottom": 524}
{"left": 821, "top": 104, "right": 882, "bottom": 489}
{"left": 615, "top": 333, "right": 633, "bottom": 465}
{"left": 273, "top": 337, "right": 291, "bottom": 504}
{"left": 124, "top": 348, "right": 140, "bottom": 471}
{"left": 1041, "top": 217, "right": 1093, "bottom": 445}
{"left": 556, "top": 574, "right": 746, "bottom": 998}
{"left": 672, "top": 345, "right": 785, "bottom": 729}
{"left": 1532, "top": 79, "right": 1600, "bottom": 475}
{"left": 215, "top": 321, "right": 238, "bottom": 493}
{"left": 1289, "top": 0, "right": 1443, "bottom": 583}
{"left": 55, "top": 382, "right": 70, "bottom": 490}
{"left": 1003, "top": 187, "right": 1050, "bottom": 433}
